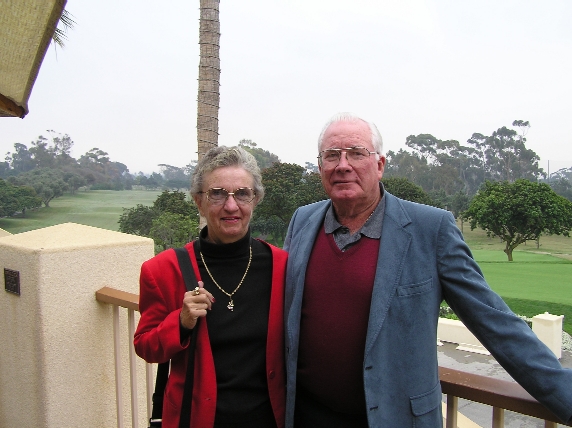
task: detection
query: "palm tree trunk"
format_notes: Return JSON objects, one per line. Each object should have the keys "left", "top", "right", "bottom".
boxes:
{"left": 197, "top": 0, "right": 221, "bottom": 161}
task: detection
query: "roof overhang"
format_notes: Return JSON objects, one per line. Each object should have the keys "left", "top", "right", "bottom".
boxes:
{"left": 0, "top": 0, "right": 66, "bottom": 118}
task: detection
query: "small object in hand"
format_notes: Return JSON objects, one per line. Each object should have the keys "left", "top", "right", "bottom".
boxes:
{"left": 193, "top": 286, "right": 200, "bottom": 295}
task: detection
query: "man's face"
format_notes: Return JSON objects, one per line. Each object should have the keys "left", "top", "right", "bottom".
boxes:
{"left": 319, "top": 120, "right": 385, "bottom": 209}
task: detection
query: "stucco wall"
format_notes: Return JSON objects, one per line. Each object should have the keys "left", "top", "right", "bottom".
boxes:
{"left": 0, "top": 223, "right": 154, "bottom": 427}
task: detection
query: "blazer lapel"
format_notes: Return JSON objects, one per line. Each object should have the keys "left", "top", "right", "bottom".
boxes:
{"left": 365, "top": 194, "right": 412, "bottom": 356}
{"left": 286, "top": 202, "right": 330, "bottom": 330}
{"left": 292, "top": 202, "right": 329, "bottom": 285}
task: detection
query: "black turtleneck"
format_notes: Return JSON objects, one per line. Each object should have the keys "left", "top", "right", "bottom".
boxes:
{"left": 193, "top": 227, "right": 276, "bottom": 427}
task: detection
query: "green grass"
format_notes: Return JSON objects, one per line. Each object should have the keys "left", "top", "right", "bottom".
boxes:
{"left": 0, "top": 190, "right": 162, "bottom": 233}
{"left": 458, "top": 221, "right": 572, "bottom": 334}
{"left": 500, "top": 298, "right": 572, "bottom": 337}
{"left": 475, "top": 255, "right": 572, "bottom": 335}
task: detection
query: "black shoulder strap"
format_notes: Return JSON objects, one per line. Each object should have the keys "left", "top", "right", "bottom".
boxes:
{"left": 175, "top": 247, "right": 199, "bottom": 293}
{"left": 174, "top": 247, "right": 200, "bottom": 428}
{"left": 149, "top": 361, "right": 169, "bottom": 425}
{"left": 150, "top": 247, "right": 199, "bottom": 428}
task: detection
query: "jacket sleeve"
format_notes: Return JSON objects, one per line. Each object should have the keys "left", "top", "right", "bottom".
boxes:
{"left": 134, "top": 250, "right": 189, "bottom": 363}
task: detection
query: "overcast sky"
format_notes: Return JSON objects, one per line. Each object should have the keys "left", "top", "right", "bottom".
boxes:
{"left": 3, "top": 0, "right": 572, "bottom": 175}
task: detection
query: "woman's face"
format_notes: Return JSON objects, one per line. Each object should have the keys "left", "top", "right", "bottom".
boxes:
{"left": 193, "top": 166, "right": 257, "bottom": 244}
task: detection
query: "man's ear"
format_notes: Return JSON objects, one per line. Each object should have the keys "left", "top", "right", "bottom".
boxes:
{"left": 377, "top": 155, "right": 386, "bottom": 180}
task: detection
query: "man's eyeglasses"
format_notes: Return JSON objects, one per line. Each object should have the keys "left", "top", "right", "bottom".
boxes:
{"left": 198, "top": 187, "right": 256, "bottom": 205}
{"left": 317, "top": 146, "right": 378, "bottom": 168}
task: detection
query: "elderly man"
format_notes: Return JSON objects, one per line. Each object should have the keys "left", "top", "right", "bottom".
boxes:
{"left": 283, "top": 112, "right": 572, "bottom": 427}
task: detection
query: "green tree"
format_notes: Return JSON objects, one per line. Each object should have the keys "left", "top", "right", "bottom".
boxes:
{"left": 0, "top": 179, "right": 42, "bottom": 217}
{"left": 384, "top": 149, "right": 429, "bottom": 184}
{"left": 159, "top": 164, "right": 192, "bottom": 190}
{"left": 253, "top": 163, "right": 327, "bottom": 243}
{"left": 29, "top": 136, "right": 55, "bottom": 169}
{"left": 298, "top": 172, "right": 328, "bottom": 207}
{"left": 63, "top": 172, "right": 86, "bottom": 195}
{"left": 238, "top": 139, "right": 280, "bottom": 169}
{"left": 10, "top": 168, "right": 68, "bottom": 207}
{"left": 6, "top": 143, "right": 34, "bottom": 174}
{"left": 550, "top": 177, "right": 572, "bottom": 201}
{"left": 256, "top": 163, "right": 306, "bottom": 224}
{"left": 251, "top": 215, "right": 287, "bottom": 246}
{"left": 466, "top": 122, "right": 543, "bottom": 182}
{"left": 47, "top": 130, "right": 75, "bottom": 163}
{"left": 149, "top": 212, "right": 200, "bottom": 252}
{"left": 119, "top": 191, "right": 199, "bottom": 252}
{"left": 450, "top": 190, "right": 471, "bottom": 219}
{"left": 463, "top": 179, "right": 572, "bottom": 261}
{"left": 153, "top": 190, "right": 196, "bottom": 217}
{"left": 118, "top": 204, "right": 158, "bottom": 236}
{"left": 381, "top": 177, "right": 435, "bottom": 206}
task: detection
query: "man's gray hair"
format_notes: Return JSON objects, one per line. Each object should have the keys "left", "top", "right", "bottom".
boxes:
{"left": 190, "top": 146, "right": 264, "bottom": 202}
{"left": 317, "top": 112, "right": 384, "bottom": 156}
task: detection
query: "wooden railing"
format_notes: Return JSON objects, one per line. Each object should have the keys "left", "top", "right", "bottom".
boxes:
{"left": 440, "top": 367, "right": 571, "bottom": 427}
{"left": 95, "top": 286, "right": 153, "bottom": 428}
{"left": 95, "top": 286, "right": 571, "bottom": 428}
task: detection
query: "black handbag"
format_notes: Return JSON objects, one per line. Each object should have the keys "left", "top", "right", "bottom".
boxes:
{"left": 148, "top": 247, "right": 200, "bottom": 428}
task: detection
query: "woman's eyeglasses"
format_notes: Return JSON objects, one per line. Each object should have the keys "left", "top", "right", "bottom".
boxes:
{"left": 199, "top": 187, "right": 256, "bottom": 205}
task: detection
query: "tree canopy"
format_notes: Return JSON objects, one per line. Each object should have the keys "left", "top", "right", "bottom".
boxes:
{"left": 381, "top": 177, "right": 436, "bottom": 206}
{"left": 384, "top": 120, "right": 556, "bottom": 207}
{"left": 8, "top": 168, "right": 68, "bottom": 207}
{"left": 238, "top": 139, "right": 280, "bottom": 169}
{"left": 118, "top": 190, "right": 199, "bottom": 253}
{"left": 463, "top": 179, "right": 572, "bottom": 261}
{"left": 0, "top": 179, "right": 42, "bottom": 217}
{"left": 252, "top": 162, "right": 327, "bottom": 244}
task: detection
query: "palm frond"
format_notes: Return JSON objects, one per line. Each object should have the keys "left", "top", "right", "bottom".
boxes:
{"left": 52, "top": 9, "right": 76, "bottom": 49}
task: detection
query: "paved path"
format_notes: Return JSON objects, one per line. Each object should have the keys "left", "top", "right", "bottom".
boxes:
{"left": 438, "top": 342, "right": 572, "bottom": 427}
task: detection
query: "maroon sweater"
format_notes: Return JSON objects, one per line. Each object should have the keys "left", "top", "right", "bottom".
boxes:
{"left": 297, "top": 227, "right": 380, "bottom": 415}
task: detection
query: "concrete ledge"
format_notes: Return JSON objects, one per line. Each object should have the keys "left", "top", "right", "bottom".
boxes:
{"left": 438, "top": 318, "right": 489, "bottom": 355}
{"left": 438, "top": 315, "right": 563, "bottom": 358}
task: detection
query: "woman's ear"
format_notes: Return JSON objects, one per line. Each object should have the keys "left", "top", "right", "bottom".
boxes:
{"left": 192, "top": 194, "right": 204, "bottom": 216}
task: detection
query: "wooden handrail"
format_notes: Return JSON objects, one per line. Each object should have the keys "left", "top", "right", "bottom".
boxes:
{"left": 439, "top": 367, "right": 571, "bottom": 426}
{"left": 95, "top": 287, "right": 571, "bottom": 426}
{"left": 96, "top": 286, "right": 139, "bottom": 311}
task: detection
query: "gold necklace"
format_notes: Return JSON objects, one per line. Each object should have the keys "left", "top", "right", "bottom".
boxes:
{"left": 200, "top": 246, "right": 252, "bottom": 311}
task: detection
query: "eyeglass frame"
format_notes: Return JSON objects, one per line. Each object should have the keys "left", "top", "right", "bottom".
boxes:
{"left": 317, "top": 146, "right": 379, "bottom": 167}
{"left": 197, "top": 187, "right": 257, "bottom": 205}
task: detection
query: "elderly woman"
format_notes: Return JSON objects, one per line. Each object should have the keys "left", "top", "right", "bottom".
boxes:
{"left": 134, "top": 146, "right": 287, "bottom": 428}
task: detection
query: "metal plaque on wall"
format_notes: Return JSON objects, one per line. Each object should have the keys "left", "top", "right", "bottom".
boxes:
{"left": 4, "top": 268, "right": 20, "bottom": 295}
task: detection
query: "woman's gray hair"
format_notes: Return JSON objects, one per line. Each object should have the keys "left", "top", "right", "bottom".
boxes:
{"left": 317, "top": 112, "right": 384, "bottom": 157}
{"left": 190, "top": 145, "right": 265, "bottom": 203}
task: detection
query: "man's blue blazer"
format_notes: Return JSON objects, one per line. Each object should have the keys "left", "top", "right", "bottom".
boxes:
{"left": 283, "top": 191, "right": 572, "bottom": 427}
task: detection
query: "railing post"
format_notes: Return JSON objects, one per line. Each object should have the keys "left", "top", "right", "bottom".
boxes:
{"left": 113, "top": 305, "right": 125, "bottom": 428}
{"left": 128, "top": 309, "right": 139, "bottom": 428}
{"left": 492, "top": 406, "right": 504, "bottom": 428}
{"left": 446, "top": 394, "right": 458, "bottom": 428}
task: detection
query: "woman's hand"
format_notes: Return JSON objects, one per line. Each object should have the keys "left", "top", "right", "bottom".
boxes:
{"left": 180, "top": 281, "right": 215, "bottom": 330}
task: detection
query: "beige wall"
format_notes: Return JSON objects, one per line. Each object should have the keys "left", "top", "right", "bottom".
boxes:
{"left": 0, "top": 223, "right": 154, "bottom": 427}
